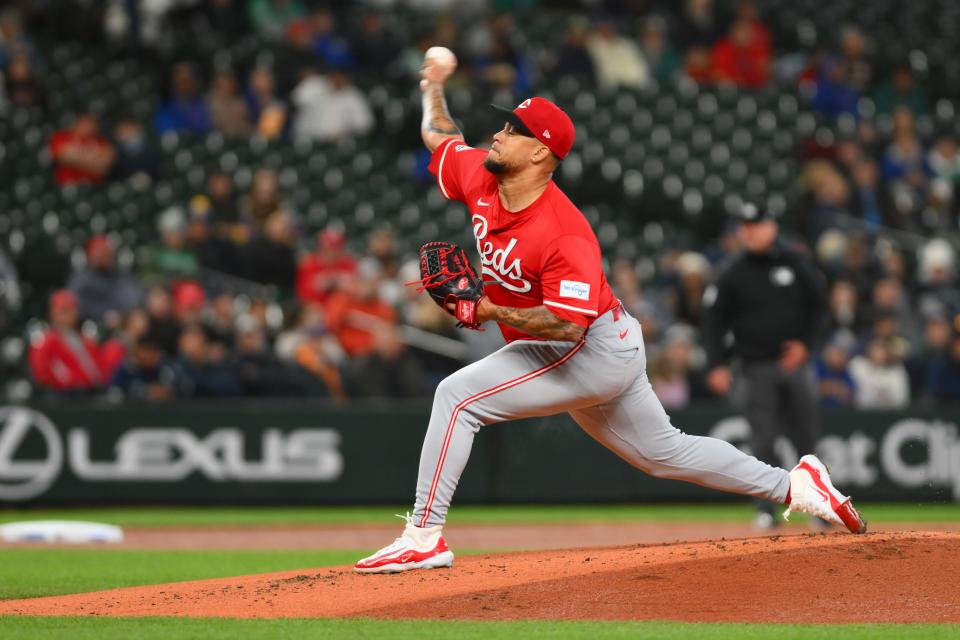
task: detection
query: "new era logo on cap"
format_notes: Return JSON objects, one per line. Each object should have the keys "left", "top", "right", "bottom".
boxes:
{"left": 491, "top": 97, "right": 575, "bottom": 159}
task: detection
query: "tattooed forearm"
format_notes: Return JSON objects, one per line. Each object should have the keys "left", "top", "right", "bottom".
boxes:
{"left": 487, "top": 304, "right": 585, "bottom": 342}
{"left": 421, "top": 84, "right": 463, "bottom": 150}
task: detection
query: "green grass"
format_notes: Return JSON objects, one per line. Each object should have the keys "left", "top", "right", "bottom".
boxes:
{"left": 1, "top": 502, "right": 957, "bottom": 528}
{"left": 0, "top": 618, "right": 956, "bottom": 640}
{"left": 0, "top": 549, "right": 361, "bottom": 600}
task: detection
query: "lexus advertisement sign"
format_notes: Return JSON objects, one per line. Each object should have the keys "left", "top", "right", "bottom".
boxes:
{"left": 0, "top": 404, "right": 957, "bottom": 504}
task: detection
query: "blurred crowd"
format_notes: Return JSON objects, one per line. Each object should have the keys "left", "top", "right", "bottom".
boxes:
{"left": 26, "top": 221, "right": 482, "bottom": 402}
{"left": 2, "top": 0, "right": 960, "bottom": 406}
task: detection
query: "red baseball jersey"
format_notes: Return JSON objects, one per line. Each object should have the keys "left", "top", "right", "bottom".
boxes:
{"left": 428, "top": 138, "right": 619, "bottom": 342}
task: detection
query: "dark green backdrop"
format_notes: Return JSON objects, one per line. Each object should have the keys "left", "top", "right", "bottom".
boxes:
{"left": 0, "top": 403, "right": 957, "bottom": 504}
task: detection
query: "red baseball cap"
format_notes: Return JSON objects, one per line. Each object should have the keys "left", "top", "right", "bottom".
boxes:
{"left": 491, "top": 97, "right": 575, "bottom": 159}
{"left": 85, "top": 234, "right": 112, "bottom": 258}
{"left": 50, "top": 289, "right": 78, "bottom": 311}
{"left": 172, "top": 281, "right": 206, "bottom": 311}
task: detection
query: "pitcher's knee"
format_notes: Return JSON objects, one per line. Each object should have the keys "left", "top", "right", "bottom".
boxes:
{"left": 433, "top": 372, "right": 468, "bottom": 408}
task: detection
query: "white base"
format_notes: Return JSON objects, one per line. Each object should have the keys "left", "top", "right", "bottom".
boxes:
{"left": 0, "top": 520, "right": 124, "bottom": 544}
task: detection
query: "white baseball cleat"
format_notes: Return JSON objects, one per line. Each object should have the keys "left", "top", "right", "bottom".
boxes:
{"left": 354, "top": 514, "right": 454, "bottom": 574}
{"left": 783, "top": 454, "right": 867, "bottom": 534}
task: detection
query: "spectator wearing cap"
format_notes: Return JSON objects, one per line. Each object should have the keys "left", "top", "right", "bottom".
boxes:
{"left": 28, "top": 290, "right": 116, "bottom": 392}
{"left": 701, "top": 202, "right": 827, "bottom": 529}
{"left": 815, "top": 331, "right": 857, "bottom": 407}
{"left": 916, "top": 239, "right": 960, "bottom": 320}
{"left": 296, "top": 227, "right": 358, "bottom": 306}
{"left": 141, "top": 207, "right": 200, "bottom": 280}
{"left": 291, "top": 67, "right": 374, "bottom": 144}
{"left": 49, "top": 113, "right": 116, "bottom": 187}
{"left": 67, "top": 235, "right": 145, "bottom": 326}
{"left": 171, "top": 280, "right": 207, "bottom": 328}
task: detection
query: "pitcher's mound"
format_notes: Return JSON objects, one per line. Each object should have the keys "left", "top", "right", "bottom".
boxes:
{"left": 2, "top": 531, "right": 958, "bottom": 623}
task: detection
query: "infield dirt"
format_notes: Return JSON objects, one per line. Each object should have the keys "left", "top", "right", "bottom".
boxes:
{"left": 1, "top": 531, "right": 958, "bottom": 623}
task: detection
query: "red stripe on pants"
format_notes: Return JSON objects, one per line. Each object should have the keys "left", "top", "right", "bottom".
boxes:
{"left": 419, "top": 339, "right": 586, "bottom": 527}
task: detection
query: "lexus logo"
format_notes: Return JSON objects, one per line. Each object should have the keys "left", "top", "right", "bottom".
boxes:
{"left": 0, "top": 407, "right": 63, "bottom": 501}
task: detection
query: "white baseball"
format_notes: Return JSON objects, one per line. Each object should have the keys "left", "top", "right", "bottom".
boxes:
{"left": 421, "top": 46, "right": 458, "bottom": 89}
{"left": 424, "top": 46, "right": 457, "bottom": 70}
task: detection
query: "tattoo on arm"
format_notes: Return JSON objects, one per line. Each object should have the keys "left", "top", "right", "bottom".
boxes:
{"left": 421, "top": 85, "right": 463, "bottom": 149}
{"left": 493, "top": 305, "right": 585, "bottom": 342}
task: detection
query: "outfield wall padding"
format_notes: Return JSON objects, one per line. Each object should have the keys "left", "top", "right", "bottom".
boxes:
{"left": 0, "top": 403, "right": 957, "bottom": 504}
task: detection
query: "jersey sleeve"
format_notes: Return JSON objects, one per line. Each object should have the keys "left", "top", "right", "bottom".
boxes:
{"left": 540, "top": 235, "right": 603, "bottom": 327}
{"left": 427, "top": 138, "right": 487, "bottom": 203}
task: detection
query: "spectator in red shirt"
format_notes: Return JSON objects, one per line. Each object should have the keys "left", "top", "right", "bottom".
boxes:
{"left": 710, "top": 16, "right": 771, "bottom": 88}
{"left": 48, "top": 113, "right": 115, "bottom": 186}
{"left": 28, "top": 290, "right": 116, "bottom": 392}
{"left": 323, "top": 266, "right": 396, "bottom": 357}
{"left": 296, "top": 227, "right": 358, "bottom": 306}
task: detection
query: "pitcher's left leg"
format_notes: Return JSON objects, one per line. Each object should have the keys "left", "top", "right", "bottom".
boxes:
{"left": 570, "top": 370, "right": 790, "bottom": 503}
{"left": 571, "top": 370, "right": 866, "bottom": 532}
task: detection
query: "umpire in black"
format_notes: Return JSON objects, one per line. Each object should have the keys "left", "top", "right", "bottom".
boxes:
{"left": 701, "top": 202, "right": 827, "bottom": 528}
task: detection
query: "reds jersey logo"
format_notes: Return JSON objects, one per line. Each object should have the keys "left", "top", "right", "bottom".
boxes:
{"left": 472, "top": 214, "right": 532, "bottom": 293}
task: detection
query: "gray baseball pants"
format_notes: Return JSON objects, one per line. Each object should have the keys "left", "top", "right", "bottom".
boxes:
{"left": 413, "top": 306, "right": 791, "bottom": 527}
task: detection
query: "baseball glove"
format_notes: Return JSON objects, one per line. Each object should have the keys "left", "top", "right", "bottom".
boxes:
{"left": 411, "top": 241, "right": 485, "bottom": 329}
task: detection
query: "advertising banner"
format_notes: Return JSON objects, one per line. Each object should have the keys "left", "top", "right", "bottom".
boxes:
{"left": 0, "top": 403, "right": 957, "bottom": 504}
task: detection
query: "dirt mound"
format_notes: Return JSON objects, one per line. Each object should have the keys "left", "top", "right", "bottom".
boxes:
{"left": 2, "top": 531, "right": 958, "bottom": 623}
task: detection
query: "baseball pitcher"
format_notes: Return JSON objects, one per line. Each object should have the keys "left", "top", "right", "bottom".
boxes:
{"left": 355, "top": 47, "right": 866, "bottom": 574}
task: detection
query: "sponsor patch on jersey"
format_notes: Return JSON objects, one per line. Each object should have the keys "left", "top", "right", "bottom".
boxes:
{"left": 454, "top": 144, "right": 471, "bottom": 152}
{"left": 559, "top": 280, "right": 590, "bottom": 301}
